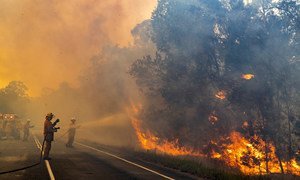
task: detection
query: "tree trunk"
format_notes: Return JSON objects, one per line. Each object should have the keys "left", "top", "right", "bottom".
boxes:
{"left": 278, "top": 156, "right": 285, "bottom": 174}
{"left": 284, "top": 85, "right": 292, "bottom": 173}
{"left": 265, "top": 142, "right": 269, "bottom": 174}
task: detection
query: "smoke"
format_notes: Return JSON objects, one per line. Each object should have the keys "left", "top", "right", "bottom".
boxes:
{"left": 0, "top": 0, "right": 156, "bottom": 95}
{"left": 0, "top": 0, "right": 157, "bottom": 147}
{"left": 25, "top": 19, "right": 156, "bottom": 146}
{"left": 1, "top": 0, "right": 299, "bottom": 176}
{"left": 130, "top": 0, "right": 300, "bottom": 158}
{"left": 0, "top": 155, "right": 27, "bottom": 162}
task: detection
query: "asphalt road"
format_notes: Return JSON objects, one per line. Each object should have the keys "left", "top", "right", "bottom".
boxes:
{"left": 0, "top": 135, "right": 198, "bottom": 180}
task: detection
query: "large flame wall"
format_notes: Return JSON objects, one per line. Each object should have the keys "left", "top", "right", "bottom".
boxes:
{"left": 129, "top": 103, "right": 300, "bottom": 176}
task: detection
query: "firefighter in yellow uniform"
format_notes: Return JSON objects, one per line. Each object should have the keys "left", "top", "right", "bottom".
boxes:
{"left": 66, "top": 118, "right": 79, "bottom": 148}
{"left": 43, "top": 113, "right": 58, "bottom": 160}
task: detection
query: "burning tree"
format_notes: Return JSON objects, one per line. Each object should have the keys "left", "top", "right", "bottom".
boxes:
{"left": 130, "top": 0, "right": 300, "bottom": 176}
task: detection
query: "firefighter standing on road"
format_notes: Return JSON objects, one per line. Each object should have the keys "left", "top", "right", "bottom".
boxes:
{"left": 43, "top": 113, "right": 58, "bottom": 160}
{"left": 66, "top": 118, "right": 79, "bottom": 148}
{"left": 0, "top": 114, "right": 3, "bottom": 139}
{"left": 23, "top": 120, "right": 34, "bottom": 141}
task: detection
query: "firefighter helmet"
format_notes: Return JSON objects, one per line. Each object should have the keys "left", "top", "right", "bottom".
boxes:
{"left": 46, "top": 113, "right": 54, "bottom": 119}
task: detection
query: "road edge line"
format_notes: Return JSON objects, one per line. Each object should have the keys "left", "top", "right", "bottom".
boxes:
{"left": 33, "top": 135, "right": 56, "bottom": 180}
{"left": 75, "top": 142, "right": 175, "bottom": 180}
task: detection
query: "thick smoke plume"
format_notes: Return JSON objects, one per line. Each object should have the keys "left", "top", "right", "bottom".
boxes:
{"left": 27, "top": 20, "right": 156, "bottom": 146}
{"left": 1, "top": 0, "right": 299, "bottom": 175}
{"left": 0, "top": 0, "right": 156, "bottom": 95}
{"left": 0, "top": 0, "right": 156, "bottom": 146}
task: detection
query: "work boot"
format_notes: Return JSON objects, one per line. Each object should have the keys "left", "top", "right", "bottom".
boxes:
{"left": 43, "top": 157, "right": 52, "bottom": 160}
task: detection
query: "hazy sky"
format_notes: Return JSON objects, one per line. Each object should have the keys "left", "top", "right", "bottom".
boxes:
{"left": 0, "top": 0, "right": 157, "bottom": 96}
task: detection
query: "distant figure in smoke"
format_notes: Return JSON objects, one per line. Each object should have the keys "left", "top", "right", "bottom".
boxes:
{"left": 43, "top": 113, "right": 59, "bottom": 160}
{"left": 66, "top": 118, "right": 79, "bottom": 148}
{"left": 0, "top": 114, "right": 3, "bottom": 139}
{"left": 23, "top": 120, "right": 34, "bottom": 141}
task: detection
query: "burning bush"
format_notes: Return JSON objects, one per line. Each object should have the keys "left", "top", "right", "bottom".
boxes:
{"left": 130, "top": 0, "right": 300, "bottom": 176}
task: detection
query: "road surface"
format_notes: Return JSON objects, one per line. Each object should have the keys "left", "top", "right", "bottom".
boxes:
{"left": 0, "top": 135, "right": 198, "bottom": 180}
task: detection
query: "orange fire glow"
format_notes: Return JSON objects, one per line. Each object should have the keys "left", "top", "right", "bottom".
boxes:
{"left": 129, "top": 102, "right": 202, "bottom": 156}
{"left": 242, "top": 121, "right": 249, "bottom": 128}
{"left": 211, "top": 132, "right": 300, "bottom": 175}
{"left": 129, "top": 102, "right": 300, "bottom": 176}
{"left": 209, "top": 115, "right": 218, "bottom": 125}
{"left": 131, "top": 118, "right": 202, "bottom": 156}
{"left": 215, "top": 90, "right": 226, "bottom": 100}
{"left": 241, "top": 74, "right": 255, "bottom": 80}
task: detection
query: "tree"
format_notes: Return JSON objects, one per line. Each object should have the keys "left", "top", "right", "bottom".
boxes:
{"left": 131, "top": 0, "right": 300, "bottom": 172}
{"left": 0, "top": 81, "right": 29, "bottom": 115}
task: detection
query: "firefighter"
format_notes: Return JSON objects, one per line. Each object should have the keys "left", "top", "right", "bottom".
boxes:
{"left": 66, "top": 118, "right": 79, "bottom": 148}
{"left": 1, "top": 116, "right": 7, "bottom": 140}
{"left": 0, "top": 114, "right": 3, "bottom": 139}
{"left": 23, "top": 120, "right": 34, "bottom": 141}
{"left": 43, "top": 113, "right": 59, "bottom": 160}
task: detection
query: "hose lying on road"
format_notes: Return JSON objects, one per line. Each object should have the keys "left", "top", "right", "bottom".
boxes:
{"left": 0, "top": 138, "right": 46, "bottom": 175}
{"left": 0, "top": 128, "right": 70, "bottom": 175}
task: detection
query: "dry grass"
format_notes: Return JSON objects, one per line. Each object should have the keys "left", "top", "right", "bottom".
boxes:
{"left": 133, "top": 150, "right": 271, "bottom": 180}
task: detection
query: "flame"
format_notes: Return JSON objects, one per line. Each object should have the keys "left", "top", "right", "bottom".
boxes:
{"left": 211, "top": 150, "right": 222, "bottom": 158}
{"left": 128, "top": 102, "right": 300, "bottom": 176}
{"left": 241, "top": 74, "right": 255, "bottom": 80}
{"left": 242, "top": 121, "right": 249, "bottom": 128}
{"left": 209, "top": 111, "right": 219, "bottom": 125}
{"left": 129, "top": 102, "right": 202, "bottom": 156}
{"left": 209, "top": 115, "right": 218, "bottom": 125}
{"left": 131, "top": 103, "right": 140, "bottom": 114}
{"left": 131, "top": 118, "right": 202, "bottom": 156}
{"left": 215, "top": 90, "right": 226, "bottom": 100}
{"left": 211, "top": 132, "right": 300, "bottom": 175}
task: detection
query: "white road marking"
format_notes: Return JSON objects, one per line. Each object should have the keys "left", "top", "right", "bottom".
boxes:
{"left": 44, "top": 161, "right": 55, "bottom": 180}
{"left": 33, "top": 135, "right": 56, "bottom": 180}
{"left": 75, "top": 142, "right": 175, "bottom": 180}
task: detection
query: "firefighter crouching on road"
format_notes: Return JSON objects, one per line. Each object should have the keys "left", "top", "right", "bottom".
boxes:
{"left": 23, "top": 119, "right": 34, "bottom": 141}
{"left": 66, "top": 118, "right": 80, "bottom": 148}
{"left": 43, "top": 113, "right": 59, "bottom": 160}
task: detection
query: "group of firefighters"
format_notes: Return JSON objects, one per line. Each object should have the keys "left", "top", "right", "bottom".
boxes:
{"left": 0, "top": 114, "right": 33, "bottom": 141}
{"left": 1, "top": 113, "right": 80, "bottom": 161}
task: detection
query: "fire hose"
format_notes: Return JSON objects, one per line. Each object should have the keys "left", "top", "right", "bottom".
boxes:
{"left": 0, "top": 137, "right": 46, "bottom": 175}
{"left": 0, "top": 130, "right": 67, "bottom": 175}
{"left": 0, "top": 119, "right": 60, "bottom": 175}
{"left": 55, "top": 124, "right": 81, "bottom": 142}
{"left": 54, "top": 129, "right": 70, "bottom": 142}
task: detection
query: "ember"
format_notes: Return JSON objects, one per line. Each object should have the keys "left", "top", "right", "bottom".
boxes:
{"left": 209, "top": 114, "right": 218, "bottom": 125}
{"left": 242, "top": 121, "right": 249, "bottom": 128}
{"left": 241, "top": 74, "right": 255, "bottom": 80}
{"left": 215, "top": 90, "right": 226, "bottom": 100}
